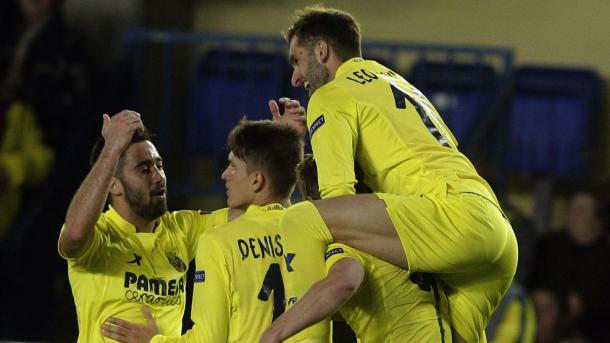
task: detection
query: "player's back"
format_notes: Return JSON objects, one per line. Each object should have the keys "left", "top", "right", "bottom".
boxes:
{"left": 192, "top": 204, "right": 285, "bottom": 342}
{"left": 326, "top": 243, "right": 451, "bottom": 342}
{"left": 309, "top": 57, "right": 498, "bottom": 205}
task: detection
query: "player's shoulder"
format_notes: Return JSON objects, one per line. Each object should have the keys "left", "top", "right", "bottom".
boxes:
{"left": 168, "top": 207, "right": 230, "bottom": 224}
{"left": 200, "top": 211, "right": 245, "bottom": 237}
{"left": 92, "top": 209, "right": 118, "bottom": 233}
{"left": 312, "top": 79, "right": 355, "bottom": 104}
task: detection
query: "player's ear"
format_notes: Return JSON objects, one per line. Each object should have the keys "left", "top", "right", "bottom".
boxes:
{"left": 315, "top": 39, "right": 329, "bottom": 63}
{"left": 109, "top": 177, "right": 123, "bottom": 196}
{"left": 252, "top": 171, "right": 265, "bottom": 193}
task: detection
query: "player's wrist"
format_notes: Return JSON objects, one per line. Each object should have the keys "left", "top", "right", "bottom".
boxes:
{"left": 98, "top": 145, "right": 122, "bottom": 164}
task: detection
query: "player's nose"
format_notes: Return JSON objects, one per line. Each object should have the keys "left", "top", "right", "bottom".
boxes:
{"left": 291, "top": 69, "right": 303, "bottom": 87}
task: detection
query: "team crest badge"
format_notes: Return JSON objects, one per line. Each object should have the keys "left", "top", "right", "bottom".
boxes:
{"left": 168, "top": 255, "right": 186, "bottom": 272}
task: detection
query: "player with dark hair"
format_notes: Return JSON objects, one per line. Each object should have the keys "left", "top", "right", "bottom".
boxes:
{"left": 58, "top": 110, "right": 240, "bottom": 342}
{"left": 261, "top": 154, "right": 452, "bottom": 342}
{"left": 101, "top": 120, "right": 304, "bottom": 343}
{"left": 270, "top": 6, "right": 518, "bottom": 343}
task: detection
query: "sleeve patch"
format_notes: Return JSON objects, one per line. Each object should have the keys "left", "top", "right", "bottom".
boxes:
{"left": 309, "top": 114, "right": 325, "bottom": 139}
{"left": 325, "top": 247, "right": 344, "bottom": 260}
{"left": 194, "top": 270, "right": 206, "bottom": 283}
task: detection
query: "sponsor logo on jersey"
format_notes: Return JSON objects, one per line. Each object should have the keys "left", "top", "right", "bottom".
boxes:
{"left": 309, "top": 115, "right": 325, "bottom": 138}
{"left": 168, "top": 254, "right": 187, "bottom": 272}
{"left": 324, "top": 248, "right": 344, "bottom": 260}
{"left": 194, "top": 270, "right": 205, "bottom": 283}
{"left": 123, "top": 272, "right": 185, "bottom": 306}
{"left": 284, "top": 253, "right": 296, "bottom": 272}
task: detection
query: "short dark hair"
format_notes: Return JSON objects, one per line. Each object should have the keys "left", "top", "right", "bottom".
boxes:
{"left": 228, "top": 120, "right": 303, "bottom": 198}
{"left": 297, "top": 154, "right": 372, "bottom": 200}
{"left": 285, "top": 6, "right": 362, "bottom": 61}
{"left": 297, "top": 154, "right": 321, "bottom": 200}
{"left": 89, "top": 128, "right": 152, "bottom": 175}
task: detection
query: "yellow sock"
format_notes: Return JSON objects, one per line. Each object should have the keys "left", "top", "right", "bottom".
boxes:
{"left": 280, "top": 200, "right": 333, "bottom": 341}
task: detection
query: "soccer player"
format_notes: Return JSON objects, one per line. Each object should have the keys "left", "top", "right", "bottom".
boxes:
{"left": 100, "top": 120, "right": 304, "bottom": 342}
{"left": 58, "top": 110, "right": 240, "bottom": 342}
{"left": 272, "top": 7, "right": 518, "bottom": 343}
{"left": 261, "top": 154, "right": 452, "bottom": 342}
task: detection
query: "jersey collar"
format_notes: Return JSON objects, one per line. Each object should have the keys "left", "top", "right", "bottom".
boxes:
{"left": 106, "top": 205, "right": 165, "bottom": 234}
{"left": 245, "top": 203, "right": 285, "bottom": 214}
{"left": 335, "top": 57, "right": 365, "bottom": 78}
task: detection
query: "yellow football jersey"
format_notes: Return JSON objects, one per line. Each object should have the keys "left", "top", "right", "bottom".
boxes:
{"left": 325, "top": 243, "right": 450, "bottom": 342}
{"left": 151, "top": 204, "right": 286, "bottom": 343}
{"left": 307, "top": 57, "right": 498, "bottom": 205}
{"left": 58, "top": 206, "right": 229, "bottom": 343}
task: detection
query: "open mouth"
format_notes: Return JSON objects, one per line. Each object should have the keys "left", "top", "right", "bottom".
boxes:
{"left": 304, "top": 81, "right": 310, "bottom": 91}
{"left": 151, "top": 189, "right": 166, "bottom": 198}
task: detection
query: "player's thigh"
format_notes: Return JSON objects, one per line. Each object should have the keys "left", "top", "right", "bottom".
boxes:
{"left": 445, "top": 217, "right": 518, "bottom": 343}
{"left": 311, "top": 194, "right": 408, "bottom": 268}
{"left": 377, "top": 192, "right": 515, "bottom": 274}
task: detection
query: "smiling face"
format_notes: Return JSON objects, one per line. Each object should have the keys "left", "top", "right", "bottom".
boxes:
{"left": 115, "top": 141, "right": 167, "bottom": 221}
{"left": 289, "top": 35, "right": 330, "bottom": 97}
{"left": 221, "top": 151, "right": 255, "bottom": 209}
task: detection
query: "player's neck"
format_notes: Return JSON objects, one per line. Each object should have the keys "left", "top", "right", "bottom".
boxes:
{"left": 114, "top": 202, "right": 157, "bottom": 233}
{"left": 252, "top": 191, "right": 290, "bottom": 209}
{"left": 327, "top": 56, "right": 342, "bottom": 81}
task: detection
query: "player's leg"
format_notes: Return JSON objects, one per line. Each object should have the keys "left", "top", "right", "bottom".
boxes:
{"left": 435, "top": 194, "right": 518, "bottom": 343}
{"left": 281, "top": 192, "right": 517, "bottom": 342}
{"left": 312, "top": 192, "right": 515, "bottom": 341}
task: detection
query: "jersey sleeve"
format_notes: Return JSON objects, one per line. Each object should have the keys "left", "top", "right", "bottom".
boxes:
{"left": 324, "top": 243, "right": 366, "bottom": 273}
{"left": 172, "top": 208, "right": 229, "bottom": 260}
{"left": 307, "top": 87, "right": 359, "bottom": 198}
{"left": 57, "top": 214, "right": 108, "bottom": 267}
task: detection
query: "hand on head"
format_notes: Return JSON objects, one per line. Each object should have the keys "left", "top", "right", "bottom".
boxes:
{"left": 101, "top": 110, "right": 145, "bottom": 156}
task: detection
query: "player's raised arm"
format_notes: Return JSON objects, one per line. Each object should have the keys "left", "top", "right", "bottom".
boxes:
{"left": 269, "top": 97, "right": 307, "bottom": 137}
{"left": 59, "top": 110, "right": 143, "bottom": 258}
{"left": 260, "top": 257, "right": 364, "bottom": 343}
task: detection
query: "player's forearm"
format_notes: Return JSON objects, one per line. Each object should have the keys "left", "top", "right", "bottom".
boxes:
{"left": 264, "top": 276, "right": 354, "bottom": 342}
{"left": 61, "top": 148, "right": 120, "bottom": 257}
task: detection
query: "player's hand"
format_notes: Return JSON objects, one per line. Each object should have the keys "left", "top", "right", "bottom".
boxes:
{"left": 101, "top": 306, "right": 159, "bottom": 343}
{"left": 101, "top": 110, "right": 144, "bottom": 157}
{"left": 269, "top": 97, "right": 307, "bottom": 137}
{"left": 259, "top": 329, "right": 281, "bottom": 343}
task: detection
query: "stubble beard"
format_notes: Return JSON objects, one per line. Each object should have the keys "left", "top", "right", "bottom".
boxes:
{"left": 123, "top": 182, "right": 167, "bottom": 221}
{"left": 306, "top": 53, "right": 330, "bottom": 96}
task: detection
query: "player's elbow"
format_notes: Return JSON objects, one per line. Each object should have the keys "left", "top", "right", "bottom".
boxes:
{"left": 329, "top": 276, "right": 360, "bottom": 301}
{"left": 59, "top": 225, "right": 91, "bottom": 257}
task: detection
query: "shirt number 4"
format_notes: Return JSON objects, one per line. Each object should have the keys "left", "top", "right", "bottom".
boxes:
{"left": 389, "top": 83, "right": 451, "bottom": 148}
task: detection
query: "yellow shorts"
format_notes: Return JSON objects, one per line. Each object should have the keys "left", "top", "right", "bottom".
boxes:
{"left": 376, "top": 192, "right": 518, "bottom": 343}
